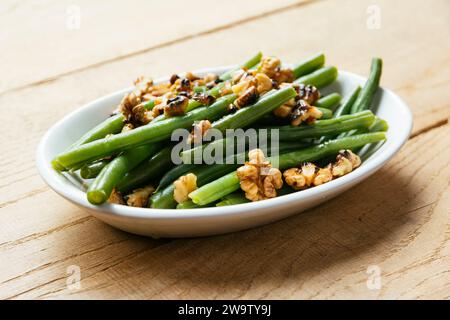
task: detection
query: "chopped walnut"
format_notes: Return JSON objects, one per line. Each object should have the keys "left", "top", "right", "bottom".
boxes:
{"left": 170, "top": 74, "right": 180, "bottom": 84}
{"left": 189, "top": 120, "right": 211, "bottom": 144}
{"left": 132, "top": 103, "right": 153, "bottom": 125}
{"left": 255, "top": 73, "right": 273, "bottom": 94}
{"left": 332, "top": 150, "right": 361, "bottom": 177}
{"left": 151, "top": 104, "right": 165, "bottom": 118}
{"left": 258, "top": 56, "right": 281, "bottom": 78}
{"left": 273, "top": 68, "right": 294, "bottom": 84}
{"left": 300, "top": 163, "right": 317, "bottom": 186}
{"left": 231, "top": 74, "right": 255, "bottom": 96}
{"left": 134, "top": 76, "right": 153, "bottom": 93}
{"left": 108, "top": 189, "right": 125, "bottom": 205}
{"left": 170, "top": 78, "right": 192, "bottom": 93}
{"left": 273, "top": 104, "right": 293, "bottom": 118}
{"left": 236, "top": 149, "right": 283, "bottom": 201}
{"left": 121, "top": 123, "right": 134, "bottom": 132}
{"left": 291, "top": 100, "right": 323, "bottom": 126}
{"left": 149, "top": 83, "right": 171, "bottom": 96}
{"left": 248, "top": 148, "right": 269, "bottom": 166}
{"left": 164, "top": 96, "right": 189, "bottom": 117}
{"left": 231, "top": 69, "right": 248, "bottom": 85}
{"left": 192, "top": 92, "right": 216, "bottom": 105}
{"left": 185, "top": 72, "right": 200, "bottom": 81}
{"left": 313, "top": 165, "right": 333, "bottom": 185}
{"left": 262, "top": 167, "right": 283, "bottom": 198}
{"left": 297, "top": 84, "right": 320, "bottom": 105}
{"left": 283, "top": 163, "right": 317, "bottom": 190}
{"left": 234, "top": 86, "right": 259, "bottom": 109}
{"left": 219, "top": 81, "right": 233, "bottom": 95}
{"left": 203, "top": 73, "right": 218, "bottom": 84}
{"left": 118, "top": 91, "right": 141, "bottom": 120}
{"left": 273, "top": 96, "right": 296, "bottom": 118}
{"left": 173, "top": 173, "right": 198, "bottom": 204}
{"left": 283, "top": 150, "right": 361, "bottom": 191}
{"left": 126, "top": 185, "right": 155, "bottom": 207}
{"left": 283, "top": 168, "right": 306, "bottom": 190}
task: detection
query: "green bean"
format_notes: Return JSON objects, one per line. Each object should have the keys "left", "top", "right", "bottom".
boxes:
{"left": 218, "top": 185, "right": 294, "bottom": 206}
{"left": 369, "top": 117, "right": 389, "bottom": 132}
{"left": 275, "top": 111, "right": 375, "bottom": 141}
{"left": 292, "top": 53, "right": 325, "bottom": 79}
{"left": 80, "top": 159, "right": 110, "bottom": 179}
{"left": 216, "top": 193, "right": 249, "bottom": 206}
{"left": 181, "top": 138, "right": 310, "bottom": 168}
{"left": 176, "top": 201, "right": 210, "bottom": 209}
{"left": 315, "top": 93, "right": 341, "bottom": 110}
{"left": 142, "top": 100, "right": 155, "bottom": 110}
{"left": 295, "top": 66, "right": 338, "bottom": 88}
{"left": 68, "top": 114, "right": 125, "bottom": 150}
{"left": 350, "top": 58, "right": 382, "bottom": 113}
{"left": 334, "top": 86, "right": 361, "bottom": 118}
{"left": 52, "top": 94, "right": 237, "bottom": 171}
{"left": 189, "top": 132, "right": 386, "bottom": 205}
{"left": 219, "top": 52, "right": 263, "bottom": 81}
{"left": 87, "top": 143, "right": 162, "bottom": 205}
{"left": 193, "top": 86, "right": 207, "bottom": 94}
{"left": 116, "top": 145, "right": 174, "bottom": 194}
{"left": 180, "top": 111, "right": 373, "bottom": 164}
{"left": 318, "top": 107, "right": 333, "bottom": 119}
{"left": 189, "top": 172, "right": 240, "bottom": 206}
{"left": 212, "top": 87, "right": 297, "bottom": 132}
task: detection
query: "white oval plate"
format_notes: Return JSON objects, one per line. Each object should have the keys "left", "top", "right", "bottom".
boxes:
{"left": 37, "top": 66, "right": 413, "bottom": 238}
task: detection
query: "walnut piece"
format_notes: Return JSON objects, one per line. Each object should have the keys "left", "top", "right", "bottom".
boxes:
{"left": 126, "top": 186, "right": 155, "bottom": 207}
{"left": 121, "top": 123, "right": 134, "bottom": 132}
{"left": 255, "top": 73, "right": 273, "bottom": 94}
{"left": 132, "top": 103, "right": 153, "bottom": 125}
{"left": 164, "top": 96, "right": 189, "bottom": 117}
{"left": 258, "top": 56, "right": 281, "bottom": 78}
{"left": 283, "top": 163, "right": 318, "bottom": 190}
{"left": 236, "top": 149, "right": 283, "bottom": 201}
{"left": 192, "top": 92, "right": 216, "bottom": 105}
{"left": 108, "top": 189, "right": 125, "bottom": 205}
{"left": 173, "top": 173, "right": 198, "bottom": 204}
{"left": 273, "top": 68, "right": 294, "bottom": 84}
{"left": 332, "top": 150, "right": 361, "bottom": 177}
{"left": 296, "top": 84, "right": 320, "bottom": 105}
{"left": 234, "top": 86, "right": 259, "bottom": 109}
{"left": 313, "top": 165, "right": 333, "bottom": 185}
{"left": 273, "top": 104, "right": 292, "bottom": 118}
{"left": 290, "top": 100, "right": 323, "bottom": 126}
{"left": 283, "top": 150, "right": 361, "bottom": 191}
{"left": 189, "top": 120, "right": 211, "bottom": 144}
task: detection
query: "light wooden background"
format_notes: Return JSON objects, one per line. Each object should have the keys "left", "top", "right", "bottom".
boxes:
{"left": 1, "top": 0, "right": 449, "bottom": 300}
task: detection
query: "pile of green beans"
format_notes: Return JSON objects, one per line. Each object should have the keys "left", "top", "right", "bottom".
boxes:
{"left": 52, "top": 52, "right": 387, "bottom": 208}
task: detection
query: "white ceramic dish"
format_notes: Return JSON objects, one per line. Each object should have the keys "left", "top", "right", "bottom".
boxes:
{"left": 37, "top": 66, "right": 413, "bottom": 238}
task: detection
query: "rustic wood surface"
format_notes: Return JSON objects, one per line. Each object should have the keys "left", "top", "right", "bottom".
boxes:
{"left": 0, "top": 0, "right": 449, "bottom": 299}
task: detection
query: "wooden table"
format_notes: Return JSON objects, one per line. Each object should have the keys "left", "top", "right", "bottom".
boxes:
{"left": 1, "top": 0, "right": 449, "bottom": 300}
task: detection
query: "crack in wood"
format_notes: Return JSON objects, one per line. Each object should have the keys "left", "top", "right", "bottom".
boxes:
{"left": 410, "top": 118, "right": 449, "bottom": 139}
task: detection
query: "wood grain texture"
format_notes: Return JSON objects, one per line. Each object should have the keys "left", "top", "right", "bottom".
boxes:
{"left": 0, "top": 0, "right": 449, "bottom": 299}
{"left": 0, "top": 0, "right": 304, "bottom": 94}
